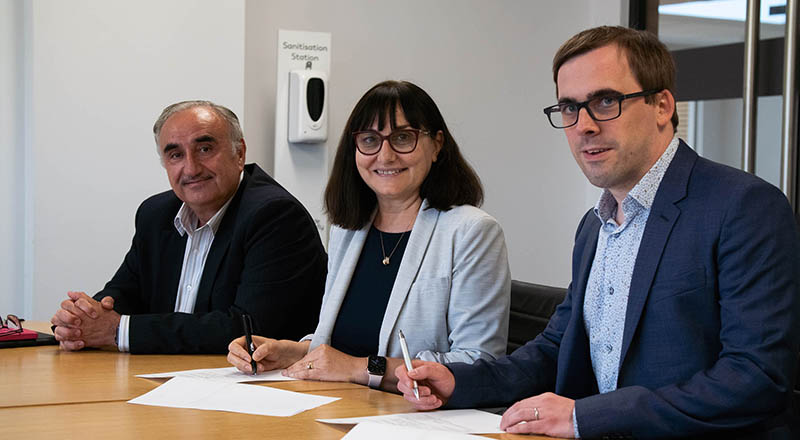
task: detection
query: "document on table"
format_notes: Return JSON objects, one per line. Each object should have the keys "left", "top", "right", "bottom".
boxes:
{"left": 137, "top": 366, "right": 297, "bottom": 383}
{"left": 128, "top": 377, "right": 338, "bottom": 417}
{"left": 342, "top": 421, "right": 488, "bottom": 440}
{"left": 318, "top": 409, "right": 503, "bottom": 434}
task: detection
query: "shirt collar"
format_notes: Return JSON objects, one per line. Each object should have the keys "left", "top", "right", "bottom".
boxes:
{"left": 173, "top": 171, "right": 244, "bottom": 236}
{"left": 594, "top": 136, "right": 680, "bottom": 222}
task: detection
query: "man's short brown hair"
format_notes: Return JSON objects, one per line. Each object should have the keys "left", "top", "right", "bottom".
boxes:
{"left": 552, "top": 26, "right": 678, "bottom": 131}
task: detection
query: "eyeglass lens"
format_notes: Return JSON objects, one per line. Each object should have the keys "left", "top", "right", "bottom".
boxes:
{"left": 550, "top": 96, "right": 621, "bottom": 128}
{"left": 355, "top": 130, "right": 418, "bottom": 154}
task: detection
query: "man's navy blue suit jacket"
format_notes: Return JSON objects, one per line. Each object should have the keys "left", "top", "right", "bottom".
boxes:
{"left": 448, "top": 141, "right": 800, "bottom": 439}
{"left": 93, "top": 164, "right": 327, "bottom": 354}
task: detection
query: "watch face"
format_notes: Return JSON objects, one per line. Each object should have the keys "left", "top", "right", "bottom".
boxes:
{"left": 367, "top": 355, "right": 387, "bottom": 375}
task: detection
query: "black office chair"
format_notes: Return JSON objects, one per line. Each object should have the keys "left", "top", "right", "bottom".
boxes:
{"left": 507, "top": 280, "right": 567, "bottom": 354}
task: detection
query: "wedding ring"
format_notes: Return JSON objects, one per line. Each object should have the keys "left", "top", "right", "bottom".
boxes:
{"left": 306, "top": 362, "right": 313, "bottom": 370}
{"left": 534, "top": 407, "right": 540, "bottom": 421}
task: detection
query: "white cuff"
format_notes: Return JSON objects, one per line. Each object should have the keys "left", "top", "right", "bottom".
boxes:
{"left": 572, "top": 406, "right": 580, "bottom": 438}
{"left": 117, "top": 315, "right": 130, "bottom": 352}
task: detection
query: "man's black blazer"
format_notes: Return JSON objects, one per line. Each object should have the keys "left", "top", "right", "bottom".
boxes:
{"left": 94, "top": 163, "right": 327, "bottom": 354}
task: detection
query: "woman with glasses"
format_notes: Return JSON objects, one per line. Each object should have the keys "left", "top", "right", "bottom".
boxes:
{"left": 227, "top": 80, "right": 510, "bottom": 392}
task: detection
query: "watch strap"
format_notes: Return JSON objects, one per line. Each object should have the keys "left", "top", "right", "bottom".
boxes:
{"left": 367, "top": 355, "right": 386, "bottom": 389}
{"left": 367, "top": 371, "right": 383, "bottom": 388}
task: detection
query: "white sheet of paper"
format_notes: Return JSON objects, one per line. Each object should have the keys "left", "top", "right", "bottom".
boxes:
{"left": 128, "top": 376, "right": 338, "bottom": 417}
{"left": 136, "top": 366, "right": 296, "bottom": 383}
{"left": 318, "top": 409, "right": 504, "bottom": 434}
{"left": 342, "top": 421, "right": 488, "bottom": 440}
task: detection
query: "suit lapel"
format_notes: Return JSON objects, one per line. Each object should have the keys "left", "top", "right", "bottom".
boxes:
{"left": 377, "top": 200, "right": 439, "bottom": 354}
{"left": 194, "top": 169, "right": 249, "bottom": 312}
{"left": 158, "top": 228, "right": 187, "bottom": 312}
{"left": 194, "top": 220, "right": 232, "bottom": 312}
{"left": 574, "top": 214, "right": 600, "bottom": 310}
{"left": 314, "top": 226, "right": 370, "bottom": 345}
{"left": 558, "top": 213, "right": 601, "bottom": 397}
{"left": 619, "top": 141, "right": 695, "bottom": 366}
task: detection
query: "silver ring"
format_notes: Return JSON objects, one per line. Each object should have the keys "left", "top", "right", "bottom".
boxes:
{"left": 306, "top": 362, "right": 313, "bottom": 370}
{"left": 534, "top": 407, "right": 540, "bottom": 421}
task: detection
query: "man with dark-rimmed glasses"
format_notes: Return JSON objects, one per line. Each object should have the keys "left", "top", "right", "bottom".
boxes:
{"left": 397, "top": 26, "right": 799, "bottom": 439}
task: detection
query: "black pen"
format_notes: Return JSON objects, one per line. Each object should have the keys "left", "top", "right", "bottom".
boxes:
{"left": 241, "top": 314, "right": 257, "bottom": 376}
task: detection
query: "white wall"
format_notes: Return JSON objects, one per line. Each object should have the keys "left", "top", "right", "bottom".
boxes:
{"left": 244, "top": 0, "right": 626, "bottom": 287}
{"left": 23, "top": 0, "right": 245, "bottom": 320}
{"left": 8, "top": 0, "right": 628, "bottom": 321}
{"left": 0, "top": 0, "right": 24, "bottom": 316}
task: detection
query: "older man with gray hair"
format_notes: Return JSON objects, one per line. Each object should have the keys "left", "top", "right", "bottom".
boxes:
{"left": 50, "top": 100, "right": 327, "bottom": 354}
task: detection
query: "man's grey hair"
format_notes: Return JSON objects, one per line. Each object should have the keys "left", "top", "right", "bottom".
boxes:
{"left": 152, "top": 100, "right": 244, "bottom": 157}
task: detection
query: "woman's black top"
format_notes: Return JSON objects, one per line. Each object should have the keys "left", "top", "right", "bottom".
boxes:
{"left": 330, "top": 226, "right": 409, "bottom": 357}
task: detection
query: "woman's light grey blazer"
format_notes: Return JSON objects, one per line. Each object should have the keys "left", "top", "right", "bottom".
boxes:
{"left": 307, "top": 199, "right": 511, "bottom": 364}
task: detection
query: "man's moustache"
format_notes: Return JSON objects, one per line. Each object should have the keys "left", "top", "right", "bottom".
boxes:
{"left": 181, "top": 176, "right": 212, "bottom": 185}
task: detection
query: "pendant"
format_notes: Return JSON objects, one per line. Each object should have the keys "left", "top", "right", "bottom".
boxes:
{"left": 382, "top": 257, "right": 390, "bottom": 265}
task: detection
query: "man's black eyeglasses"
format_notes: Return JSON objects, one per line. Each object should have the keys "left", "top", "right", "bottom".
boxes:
{"left": 543, "top": 89, "right": 661, "bottom": 129}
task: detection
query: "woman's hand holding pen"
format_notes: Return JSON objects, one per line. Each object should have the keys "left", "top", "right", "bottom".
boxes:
{"left": 227, "top": 336, "right": 308, "bottom": 374}
{"left": 284, "top": 345, "right": 409, "bottom": 391}
{"left": 283, "top": 344, "right": 368, "bottom": 383}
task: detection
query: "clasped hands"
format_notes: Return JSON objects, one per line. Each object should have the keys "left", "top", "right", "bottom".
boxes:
{"left": 227, "top": 337, "right": 368, "bottom": 384}
{"left": 50, "top": 291, "right": 121, "bottom": 350}
{"left": 395, "top": 360, "right": 577, "bottom": 438}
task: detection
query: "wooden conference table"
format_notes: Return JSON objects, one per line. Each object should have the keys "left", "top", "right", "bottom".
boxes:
{"left": 0, "top": 322, "right": 552, "bottom": 439}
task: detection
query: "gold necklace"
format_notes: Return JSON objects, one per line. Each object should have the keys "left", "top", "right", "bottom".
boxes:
{"left": 379, "top": 230, "right": 408, "bottom": 266}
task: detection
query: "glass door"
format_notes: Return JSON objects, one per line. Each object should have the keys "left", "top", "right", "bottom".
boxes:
{"left": 656, "top": 0, "right": 796, "bottom": 211}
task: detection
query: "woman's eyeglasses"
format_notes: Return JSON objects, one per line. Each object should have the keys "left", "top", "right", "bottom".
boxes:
{"left": 0, "top": 314, "right": 24, "bottom": 336}
{"left": 352, "top": 128, "right": 431, "bottom": 155}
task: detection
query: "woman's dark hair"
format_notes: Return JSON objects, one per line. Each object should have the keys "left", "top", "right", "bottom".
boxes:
{"left": 324, "top": 80, "right": 483, "bottom": 230}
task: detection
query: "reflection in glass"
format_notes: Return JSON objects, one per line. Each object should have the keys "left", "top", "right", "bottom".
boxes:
{"left": 659, "top": 0, "right": 786, "bottom": 187}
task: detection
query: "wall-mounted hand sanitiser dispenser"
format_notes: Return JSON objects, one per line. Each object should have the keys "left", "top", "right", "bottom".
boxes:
{"left": 288, "top": 69, "right": 328, "bottom": 143}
